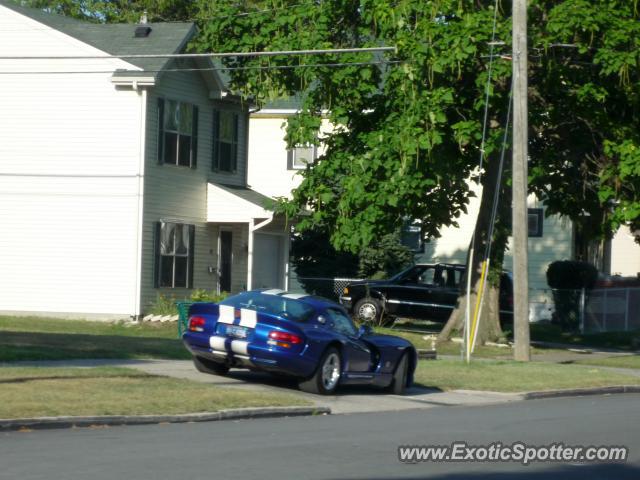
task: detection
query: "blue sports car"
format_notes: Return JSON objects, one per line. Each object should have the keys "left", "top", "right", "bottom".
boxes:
{"left": 182, "top": 289, "right": 417, "bottom": 395}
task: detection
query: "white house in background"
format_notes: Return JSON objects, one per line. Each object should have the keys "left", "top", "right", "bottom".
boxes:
{"left": 0, "top": 1, "right": 289, "bottom": 319}
{"left": 246, "top": 99, "right": 640, "bottom": 321}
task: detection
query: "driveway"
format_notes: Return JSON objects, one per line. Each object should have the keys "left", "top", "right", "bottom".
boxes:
{"left": 12, "top": 358, "right": 522, "bottom": 414}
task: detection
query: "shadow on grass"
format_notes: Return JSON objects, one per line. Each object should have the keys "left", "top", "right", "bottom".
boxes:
{"left": 0, "top": 331, "right": 191, "bottom": 362}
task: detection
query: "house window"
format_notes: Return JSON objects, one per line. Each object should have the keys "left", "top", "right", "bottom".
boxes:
{"left": 401, "top": 221, "right": 423, "bottom": 252}
{"left": 528, "top": 208, "right": 544, "bottom": 237}
{"left": 157, "top": 99, "right": 198, "bottom": 168}
{"left": 213, "top": 110, "right": 239, "bottom": 172}
{"left": 154, "top": 221, "right": 195, "bottom": 288}
{"left": 287, "top": 145, "right": 317, "bottom": 169}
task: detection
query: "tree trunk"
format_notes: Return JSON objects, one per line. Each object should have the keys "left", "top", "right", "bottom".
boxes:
{"left": 438, "top": 153, "right": 510, "bottom": 345}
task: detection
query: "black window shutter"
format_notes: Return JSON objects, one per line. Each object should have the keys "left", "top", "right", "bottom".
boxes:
{"left": 212, "top": 110, "right": 220, "bottom": 171}
{"left": 232, "top": 113, "right": 239, "bottom": 172}
{"left": 157, "top": 98, "right": 165, "bottom": 164}
{"left": 153, "top": 222, "right": 162, "bottom": 288}
{"left": 188, "top": 224, "right": 196, "bottom": 288}
{"left": 191, "top": 106, "right": 198, "bottom": 169}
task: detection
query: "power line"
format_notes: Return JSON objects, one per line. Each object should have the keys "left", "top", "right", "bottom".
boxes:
{"left": 0, "top": 59, "right": 403, "bottom": 75}
{"left": 0, "top": 46, "right": 395, "bottom": 61}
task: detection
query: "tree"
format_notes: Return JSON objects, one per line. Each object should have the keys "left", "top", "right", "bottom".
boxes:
{"left": 32, "top": 0, "right": 639, "bottom": 343}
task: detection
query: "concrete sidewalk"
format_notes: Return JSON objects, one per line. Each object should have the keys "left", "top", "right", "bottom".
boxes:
{"left": 9, "top": 358, "right": 524, "bottom": 414}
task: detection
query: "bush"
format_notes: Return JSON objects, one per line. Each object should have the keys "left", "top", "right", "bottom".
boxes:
{"left": 358, "top": 233, "right": 414, "bottom": 279}
{"left": 148, "top": 293, "right": 179, "bottom": 316}
{"left": 546, "top": 261, "right": 598, "bottom": 331}
{"left": 190, "top": 289, "right": 229, "bottom": 303}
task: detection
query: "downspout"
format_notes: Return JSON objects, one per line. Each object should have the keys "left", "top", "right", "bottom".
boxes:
{"left": 132, "top": 87, "right": 147, "bottom": 318}
{"left": 247, "top": 215, "right": 274, "bottom": 290}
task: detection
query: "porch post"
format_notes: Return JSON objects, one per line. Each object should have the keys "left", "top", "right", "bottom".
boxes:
{"left": 247, "top": 219, "right": 254, "bottom": 290}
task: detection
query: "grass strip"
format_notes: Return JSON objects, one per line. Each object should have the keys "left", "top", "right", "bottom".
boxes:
{"left": 413, "top": 359, "right": 640, "bottom": 393}
{"left": 0, "top": 366, "right": 308, "bottom": 419}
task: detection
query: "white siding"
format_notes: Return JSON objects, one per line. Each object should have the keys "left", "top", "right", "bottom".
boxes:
{"left": 0, "top": 6, "right": 143, "bottom": 317}
{"left": 139, "top": 66, "right": 249, "bottom": 311}
{"left": 420, "top": 190, "right": 573, "bottom": 321}
{"left": 247, "top": 114, "right": 332, "bottom": 198}
{"left": 609, "top": 226, "right": 640, "bottom": 276}
{"left": 247, "top": 116, "right": 303, "bottom": 198}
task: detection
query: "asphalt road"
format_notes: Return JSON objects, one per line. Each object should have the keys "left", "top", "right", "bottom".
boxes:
{"left": 1, "top": 394, "right": 639, "bottom": 480}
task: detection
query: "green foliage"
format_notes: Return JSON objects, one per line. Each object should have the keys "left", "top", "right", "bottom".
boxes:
{"left": 357, "top": 233, "right": 414, "bottom": 279}
{"left": 22, "top": 0, "right": 198, "bottom": 23}
{"left": 546, "top": 260, "right": 598, "bottom": 331}
{"left": 546, "top": 260, "right": 599, "bottom": 290}
{"left": 190, "top": 289, "right": 229, "bottom": 303}
{"left": 148, "top": 293, "right": 179, "bottom": 316}
{"left": 191, "top": 0, "right": 639, "bottom": 253}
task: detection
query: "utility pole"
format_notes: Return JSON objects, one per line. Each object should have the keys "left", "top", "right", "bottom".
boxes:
{"left": 512, "top": 0, "right": 530, "bottom": 361}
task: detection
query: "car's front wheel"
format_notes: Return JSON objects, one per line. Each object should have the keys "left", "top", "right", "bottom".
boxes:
{"left": 299, "top": 347, "right": 342, "bottom": 395}
{"left": 354, "top": 297, "right": 382, "bottom": 324}
{"left": 387, "top": 352, "right": 409, "bottom": 395}
{"left": 193, "top": 356, "right": 229, "bottom": 376}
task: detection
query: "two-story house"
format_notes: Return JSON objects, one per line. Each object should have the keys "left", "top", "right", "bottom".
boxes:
{"left": 0, "top": 1, "right": 289, "bottom": 319}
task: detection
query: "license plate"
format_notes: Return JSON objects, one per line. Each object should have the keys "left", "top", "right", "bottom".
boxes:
{"left": 226, "top": 325, "right": 248, "bottom": 339}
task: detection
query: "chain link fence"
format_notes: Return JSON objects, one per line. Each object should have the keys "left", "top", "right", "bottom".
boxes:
{"left": 288, "top": 276, "right": 362, "bottom": 301}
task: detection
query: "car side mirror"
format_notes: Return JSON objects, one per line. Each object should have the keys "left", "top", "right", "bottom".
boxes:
{"left": 358, "top": 324, "right": 373, "bottom": 337}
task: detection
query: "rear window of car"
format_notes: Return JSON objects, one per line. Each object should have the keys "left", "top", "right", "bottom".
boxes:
{"left": 219, "top": 291, "right": 315, "bottom": 322}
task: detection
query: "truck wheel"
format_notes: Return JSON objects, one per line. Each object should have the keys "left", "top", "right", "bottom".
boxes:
{"left": 354, "top": 297, "right": 382, "bottom": 324}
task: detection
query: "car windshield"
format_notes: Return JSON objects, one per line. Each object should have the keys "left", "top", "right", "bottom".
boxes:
{"left": 219, "top": 291, "right": 315, "bottom": 322}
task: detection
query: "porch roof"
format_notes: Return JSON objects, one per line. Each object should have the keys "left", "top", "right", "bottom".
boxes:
{"left": 207, "top": 183, "right": 274, "bottom": 223}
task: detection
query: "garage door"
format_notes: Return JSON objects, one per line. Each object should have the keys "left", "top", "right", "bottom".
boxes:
{"left": 253, "top": 233, "right": 284, "bottom": 289}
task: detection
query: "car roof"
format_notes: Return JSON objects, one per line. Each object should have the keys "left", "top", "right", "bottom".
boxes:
{"left": 252, "top": 289, "right": 339, "bottom": 309}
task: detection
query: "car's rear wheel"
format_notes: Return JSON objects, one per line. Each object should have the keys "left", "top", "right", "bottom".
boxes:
{"left": 387, "top": 352, "right": 409, "bottom": 395}
{"left": 299, "top": 347, "right": 341, "bottom": 395}
{"left": 193, "top": 356, "right": 229, "bottom": 376}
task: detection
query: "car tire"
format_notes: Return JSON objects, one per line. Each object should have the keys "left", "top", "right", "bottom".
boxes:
{"left": 354, "top": 297, "right": 383, "bottom": 324}
{"left": 193, "top": 356, "right": 229, "bottom": 376}
{"left": 298, "top": 347, "right": 342, "bottom": 395}
{"left": 387, "top": 352, "right": 409, "bottom": 395}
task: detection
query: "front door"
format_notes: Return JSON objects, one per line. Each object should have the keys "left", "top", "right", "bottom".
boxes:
{"left": 219, "top": 230, "right": 232, "bottom": 293}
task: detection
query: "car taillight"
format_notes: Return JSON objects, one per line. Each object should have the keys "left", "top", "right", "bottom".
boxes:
{"left": 268, "top": 330, "right": 302, "bottom": 348}
{"left": 188, "top": 316, "right": 206, "bottom": 332}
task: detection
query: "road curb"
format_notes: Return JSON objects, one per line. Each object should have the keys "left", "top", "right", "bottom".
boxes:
{"left": 522, "top": 385, "right": 640, "bottom": 400}
{"left": 0, "top": 406, "right": 331, "bottom": 432}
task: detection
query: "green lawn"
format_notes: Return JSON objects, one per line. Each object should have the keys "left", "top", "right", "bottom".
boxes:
{"left": 413, "top": 359, "right": 640, "bottom": 392}
{"left": 376, "top": 327, "right": 566, "bottom": 359}
{"left": 0, "top": 366, "right": 309, "bottom": 419}
{"left": 530, "top": 323, "right": 640, "bottom": 351}
{"left": 574, "top": 355, "right": 640, "bottom": 370}
{"left": 0, "top": 316, "right": 188, "bottom": 362}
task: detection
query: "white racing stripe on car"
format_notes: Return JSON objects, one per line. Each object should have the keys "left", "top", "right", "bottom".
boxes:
{"left": 231, "top": 340, "right": 249, "bottom": 355}
{"left": 262, "top": 289, "right": 286, "bottom": 296}
{"left": 210, "top": 336, "right": 227, "bottom": 352}
{"left": 239, "top": 308, "right": 257, "bottom": 328}
{"left": 282, "top": 293, "right": 308, "bottom": 299}
{"left": 218, "top": 304, "right": 235, "bottom": 324}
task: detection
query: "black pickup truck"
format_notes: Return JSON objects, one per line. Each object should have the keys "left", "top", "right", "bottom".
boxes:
{"left": 339, "top": 263, "right": 513, "bottom": 325}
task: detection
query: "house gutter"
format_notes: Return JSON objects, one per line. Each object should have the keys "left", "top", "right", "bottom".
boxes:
{"left": 247, "top": 216, "right": 274, "bottom": 290}
{"left": 132, "top": 87, "right": 147, "bottom": 319}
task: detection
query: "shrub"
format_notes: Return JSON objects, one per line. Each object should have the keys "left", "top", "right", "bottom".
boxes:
{"left": 148, "top": 293, "right": 179, "bottom": 316}
{"left": 190, "top": 289, "right": 229, "bottom": 303}
{"left": 358, "top": 233, "right": 414, "bottom": 279}
{"left": 546, "top": 261, "right": 598, "bottom": 331}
